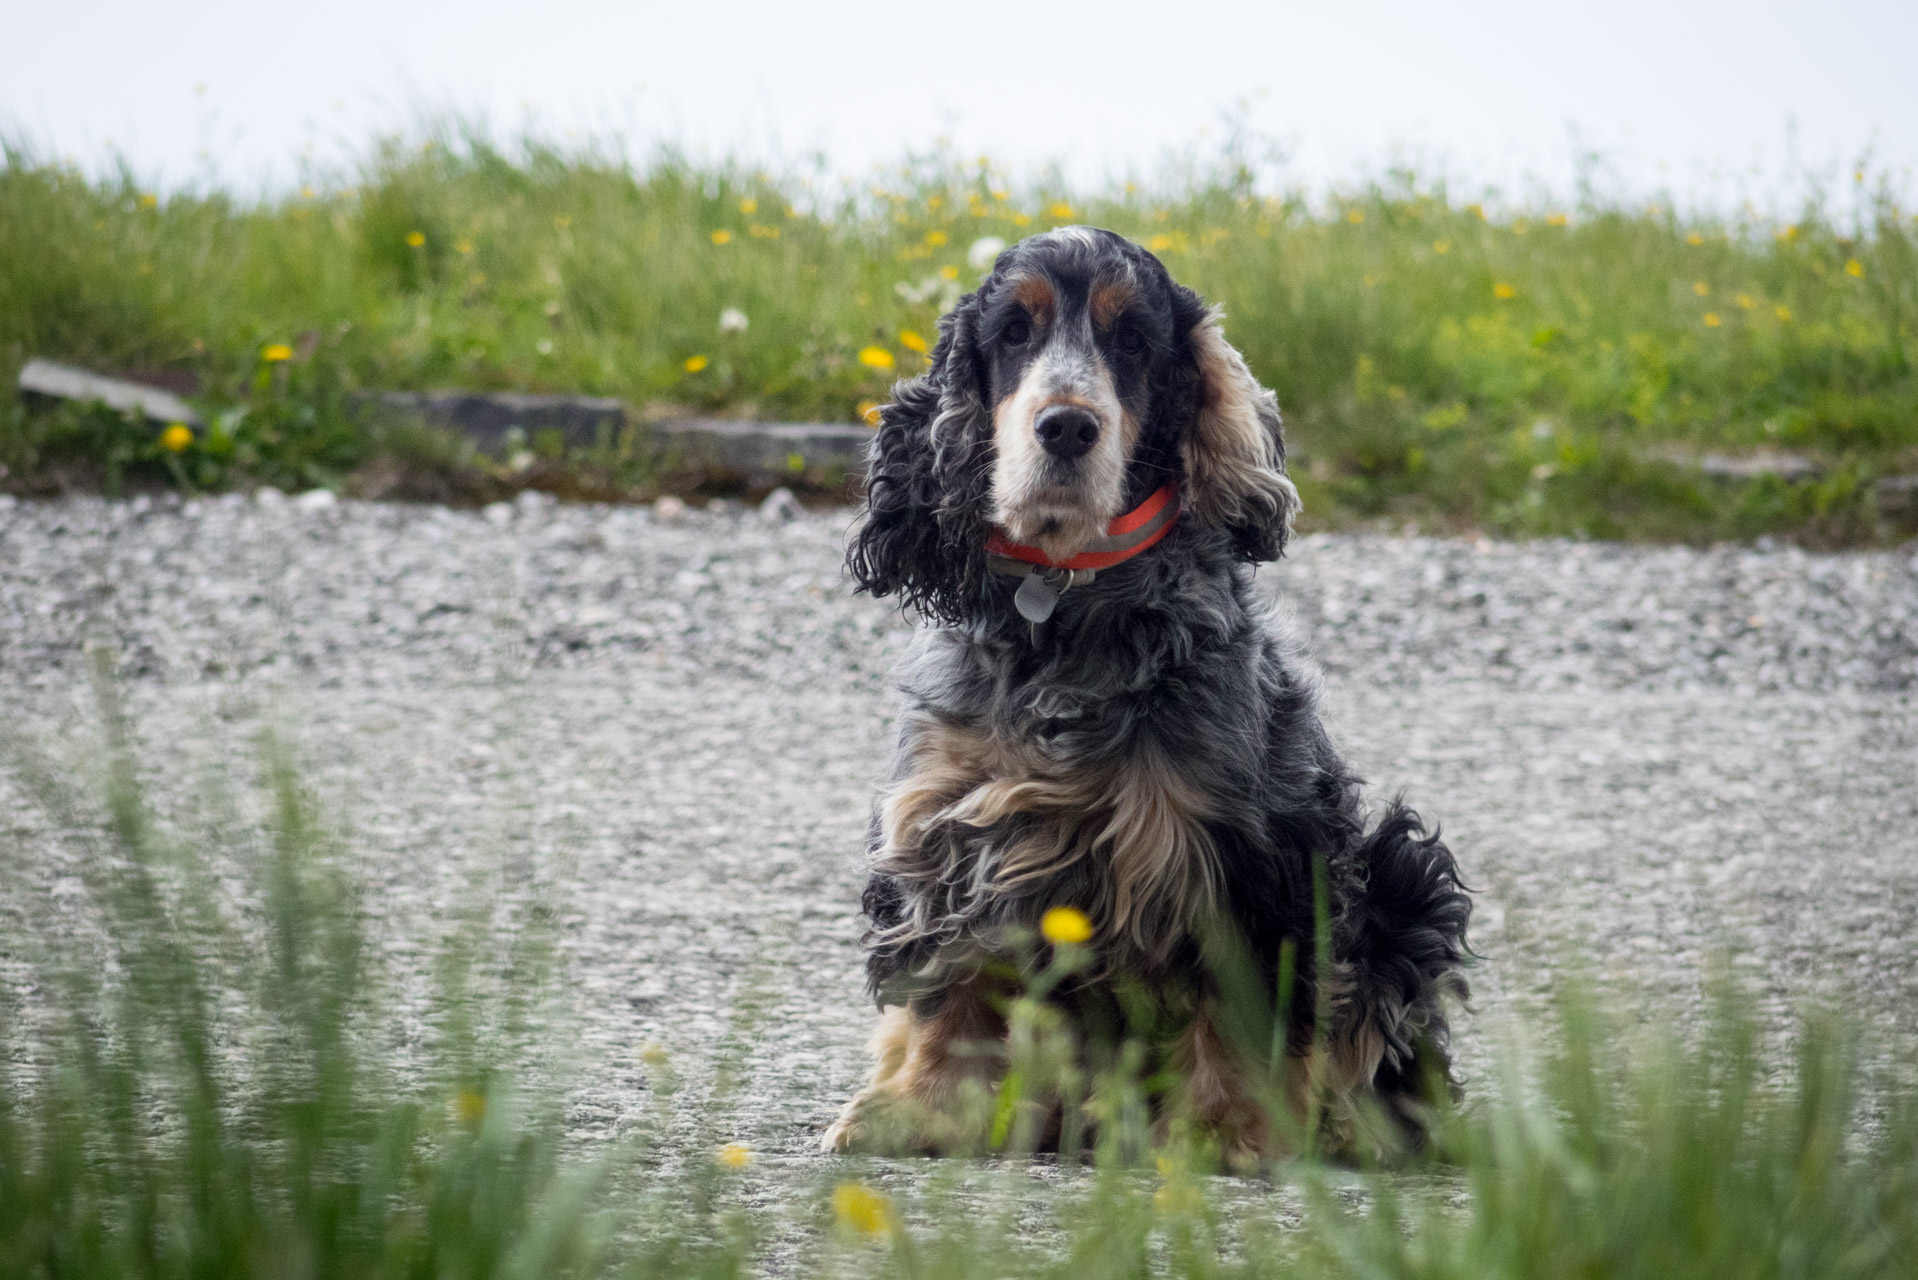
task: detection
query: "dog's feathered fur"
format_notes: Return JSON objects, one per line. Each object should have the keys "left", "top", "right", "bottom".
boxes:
{"left": 828, "top": 228, "right": 1471, "bottom": 1159}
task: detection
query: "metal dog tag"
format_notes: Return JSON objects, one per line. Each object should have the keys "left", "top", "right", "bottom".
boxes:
{"left": 1013, "top": 571, "right": 1060, "bottom": 624}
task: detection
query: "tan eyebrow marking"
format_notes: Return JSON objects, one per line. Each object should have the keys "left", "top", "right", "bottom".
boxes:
{"left": 1090, "top": 279, "right": 1138, "bottom": 329}
{"left": 1007, "top": 273, "right": 1057, "bottom": 326}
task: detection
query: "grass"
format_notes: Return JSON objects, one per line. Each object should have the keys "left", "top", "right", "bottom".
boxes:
{"left": 4, "top": 672, "right": 1918, "bottom": 1277}
{"left": 3, "top": 129, "right": 1917, "bottom": 539}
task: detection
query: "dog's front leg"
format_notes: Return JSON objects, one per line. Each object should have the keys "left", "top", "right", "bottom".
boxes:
{"left": 822, "top": 978, "right": 1006, "bottom": 1154}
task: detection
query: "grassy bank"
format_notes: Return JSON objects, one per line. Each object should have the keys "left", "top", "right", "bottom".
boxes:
{"left": 3, "top": 679, "right": 1917, "bottom": 1278}
{"left": 2, "top": 132, "right": 1916, "bottom": 540}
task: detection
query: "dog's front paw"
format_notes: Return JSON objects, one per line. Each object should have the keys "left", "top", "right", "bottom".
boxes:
{"left": 820, "top": 1110, "right": 867, "bottom": 1154}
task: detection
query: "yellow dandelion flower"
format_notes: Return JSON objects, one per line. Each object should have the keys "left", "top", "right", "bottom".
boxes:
{"left": 1687, "top": 233, "right": 1704, "bottom": 246}
{"left": 1040, "top": 905, "right": 1093, "bottom": 946}
{"left": 1546, "top": 213, "right": 1568, "bottom": 227}
{"left": 1775, "top": 304, "right": 1792, "bottom": 322}
{"left": 1704, "top": 312, "right": 1721, "bottom": 327}
{"left": 405, "top": 230, "right": 425, "bottom": 247}
{"left": 1778, "top": 225, "right": 1799, "bottom": 243}
{"left": 262, "top": 343, "right": 294, "bottom": 362}
{"left": 857, "top": 400, "right": 884, "bottom": 426}
{"left": 1736, "top": 293, "right": 1756, "bottom": 309}
{"left": 991, "top": 188, "right": 1010, "bottom": 202}
{"left": 832, "top": 1182, "right": 893, "bottom": 1236}
{"left": 301, "top": 185, "right": 315, "bottom": 200}
{"left": 717, "top": 1142, "right": 753, "bottom": 1169}
{"left": 139, "top": 193, "right": 157, "bottom": 209}
{"left": 1011, "top": 212, "right": 1031, "bottom": 227}
{"left": 455, "top": 1088, "right": 486, "bottom": 1126}
{"left": 1346, "top": 208, "right": 1364, "bottom": 224}
{"left": 1148, "top": 233, "right": 1174, "bottom": 252}
{"left": 711, "top": 229, "right": 732, "bottom": 245}
{"left": 858, "top": 346, "right": 895, "bottom": 370}
{"left": 749, "top": 223, "right": 780, "bottom": 238}
{"left": 683, "top": 355, "right": 709, "bottom": 373}
{"left": 1467, "top": 203, "right": 1486, "bottom": 220}
{"left": 159, "top": 423, "right": 193, "bottom": 452}
{"left": 1492, "top": 282, "right": 1517, "bottom": 300}
{"left": 1845, "top": 258, "right": 1865, "bottom": 278}
{"left": 899, "top": 329, "right": 928, "bottom": 354}
{"left": 1048, "top": 201, "right": 1074, "bottom": 219}
{"left": 925, "top": 230, "right": 948, "bottom": 247}
{"left": 1432, "top": 239, "right": 1451, "bottom": 254}
{"left": 939, "top": 264, "right": 959, "bottom": 280}
{"left": 739, "top": 197, "right": 758, "bottom": 215}
{"left": 455, "top": 237, "right": 474, "bottom": 254}
{"left": 1693, "top": 281, "right": 1710, "bottom": 296}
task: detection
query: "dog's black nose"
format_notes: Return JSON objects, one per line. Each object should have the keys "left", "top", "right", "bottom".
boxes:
{"left": 1035, "top": 406, "right": 1100, "bottom": 460}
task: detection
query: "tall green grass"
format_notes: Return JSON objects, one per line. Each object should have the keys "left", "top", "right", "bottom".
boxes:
{"left": 3, "top": 131, "right": 1916, "bottom": 538}
{"left": 4, "top": 675, "right": 1917, "bottom": 1277}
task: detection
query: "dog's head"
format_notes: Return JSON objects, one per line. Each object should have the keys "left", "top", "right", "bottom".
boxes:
{"left": 849, "top": 226, "right": 1298, "bottom": 622}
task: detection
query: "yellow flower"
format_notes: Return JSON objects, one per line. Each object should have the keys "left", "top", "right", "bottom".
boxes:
{"left": 939, "top": 264, "right": 959, "bottom": 280}
{"left": 405, "top": 230, "right": 425, "bottom": 247}
{"left": 1687, "top": 233, "right": 1704, "bottom": 246}
{"left": 1546, "top": 213, "right": 1568, "bottom": 227}
{"left": 159, "top": 423, "right": 193, "bottom": 453}
{"left": 739, "top": 197, "right": 758, "bottom": 215}
{"left": 683, "top": 355, "right": 709, "bottom": 372}
{"left": 1011, "top": 212, "right": 1031, "bottom": 227}
{"left": 1362, "top": 272, "right": 1380, "bottom": 287}
{"left": 1778, "top": 225, "right": 1799, "bottom": 243}
{"left": 898, "top": 329, "right": 928, "bottom": 354}
{"left": 832, "top": 1182, "right": 893, "bottom": 1236}
{"left": 262, "top": 343, "right": 294, "bottom": 362}
{"left": 1346, "top": 208, "right": 1364, "bottom": 224}
{"left": 1775, "top": 304, "right": 1792, "bottom": 322}
{"left": 1148, "top": 233, "right": 1174, "bottom": 252}
{"left": 1492, "top": 282, "right": 1517, "bottom": 300}
{"left": 453, "top": 1088, "right": 487, "bottom": 1125}
{"left": 857, "top": 400, "right": 884, "bottom": 426}
{"left": 858, "top": 346, "right": 895, "bottom": 370}
{"left": 749, "top": 223, "right": 780, "bottom": 238}
{"left": 710, "top": 228, "right": 732, "bottom": 245}
{"left": 455, "top": 237, "right": 474, "bottom": 254}
{"left": 640, "top": 1044, "right": 670, "bottom": 1067}
{"left": 1432, "top": 239, "right": 1450, "bottom": 254}
{"left": 925, "top": 230, "right": 948, "bottom": 247}
{"left": 1845, "top": 258, "right": 1865, "bottom": 278}
{"left": 1040, "top": 905, "right": 1093, "bottom": 946}
{"left": 1736, "top": 293, "right": 1756, "bottom": 309}
{"left": 1703, "top": 312, "right": 1721, "bottom": 327}
{"left": 139, "top": 193, "right": 157, "bottom": 209}
{"left": 717, "top": 1142, "right": 753, "bottom": 1169}
{"left": 1048, "top": 201, "right": 1074, "bottom": 219}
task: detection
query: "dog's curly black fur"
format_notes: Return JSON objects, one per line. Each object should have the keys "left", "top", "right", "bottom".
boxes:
{"left": 829, "top": 228, "right": 1471, "bottom": 1158}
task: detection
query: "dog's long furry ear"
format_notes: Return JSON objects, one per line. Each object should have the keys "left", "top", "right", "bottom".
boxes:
{"left": 1179, "top": 301, "right": 1301, "bottom": 562}
{"left": 846, "top": 290, "right": 994, "bottom": 623}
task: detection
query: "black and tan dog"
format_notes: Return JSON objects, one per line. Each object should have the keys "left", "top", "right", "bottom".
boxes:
{"left": 827, "top": 227, "right": 1470, "bottom": 1161}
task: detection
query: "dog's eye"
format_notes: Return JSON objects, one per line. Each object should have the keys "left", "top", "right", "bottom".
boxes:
{"left": 1116, "top": 328, "right": 1146, "bottom": 356}
{"left": 1004, "top": 318, "right": 1031, "bottom": 347}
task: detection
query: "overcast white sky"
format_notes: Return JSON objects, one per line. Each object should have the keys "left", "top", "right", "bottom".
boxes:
{"left": 6, "top": 0, "right": 1914, "bottom": 209}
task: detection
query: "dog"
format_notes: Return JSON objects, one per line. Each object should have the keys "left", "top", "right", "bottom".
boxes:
{"left": 825, "top": 226, "right": 1471, "bottom": 1163}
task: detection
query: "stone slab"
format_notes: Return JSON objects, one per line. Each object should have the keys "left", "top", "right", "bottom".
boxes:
{"left": 350, "top": 390, "right": 628, "bottom": 450}
{"left": 16, "top": 358, "right": 203, "bottom": 426}
{"left": 651, "top": 418, "right": 873, "bottom": 488}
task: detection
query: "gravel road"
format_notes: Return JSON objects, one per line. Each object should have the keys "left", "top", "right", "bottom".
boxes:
{"left": 2, "top": 490, "right": 1916, "bottom": 1160}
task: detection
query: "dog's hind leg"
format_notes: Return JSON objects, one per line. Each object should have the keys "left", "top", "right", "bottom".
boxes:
{"left": 822, "top": 978, "right": 1007, "bottom": 1154}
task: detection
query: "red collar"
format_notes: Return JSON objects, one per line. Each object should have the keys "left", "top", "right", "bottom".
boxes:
{"left": 984, "top": 484, "right": 1181, "bottom": 571}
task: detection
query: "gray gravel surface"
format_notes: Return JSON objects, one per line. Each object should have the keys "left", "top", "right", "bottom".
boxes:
{"left": 3, "top": 491, "right": 1916, "bottom": 1164}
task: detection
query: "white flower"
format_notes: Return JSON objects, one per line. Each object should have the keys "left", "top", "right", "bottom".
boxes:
{"left": 718, "top": 307, "right": 749, "bottom": 334}
{"left": 967, "top": 236, "right": 1006, "bottom": 270}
